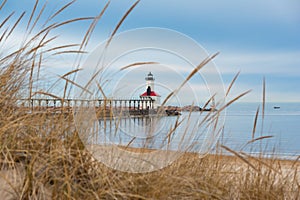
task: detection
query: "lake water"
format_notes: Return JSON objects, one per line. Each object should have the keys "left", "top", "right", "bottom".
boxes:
{"left": 96, "top": 102, "right": 300, "bottom": 159}
{"left": 221, "top": 102, "right": 300, "bottom": 158}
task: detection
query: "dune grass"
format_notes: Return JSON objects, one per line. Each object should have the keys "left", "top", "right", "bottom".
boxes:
{"left": 1, "top": 1, "right": 300, "bottom": 199}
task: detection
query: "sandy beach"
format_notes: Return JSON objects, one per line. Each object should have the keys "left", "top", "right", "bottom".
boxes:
{"left": 1, "top": 147, "right": 299, "bottom": 199}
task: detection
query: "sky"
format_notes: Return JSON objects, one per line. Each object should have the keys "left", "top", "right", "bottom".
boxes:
{"left": 1, "top": 0, "right": 300, "bottom": 103}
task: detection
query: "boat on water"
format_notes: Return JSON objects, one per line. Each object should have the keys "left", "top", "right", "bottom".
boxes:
{"left": 273, "top": 106, "right": 280, "bottom": 109}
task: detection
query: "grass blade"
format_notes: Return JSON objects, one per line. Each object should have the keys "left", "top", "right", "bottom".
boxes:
{"left": 26, "top": 0, "right": 39, "bottom": 31}
{"left": 96, "top": 81, "right": 107, "bottom": 99}
{"left": 47, "top": 0, "right": 76, "bottom": 23}
{"left": 52, "top": 17, "right": 94, "bottom": 29}
{"left": 252, "top": 106, "right": 260, "bottom": 139}
{"left": 262, "top": 77, "right": 266, "bottom": 120}
{"left": 52, "top": 50, "right": 87, "bottom": 55}
{"left": 59, "top": 75, "right": 92, "bottom": 95}
{"left": 27, "top": 1, "right": 47, "bottom": 35}
{"left": 120, "top": 62, "right": 159, "bottom": 71}
{"left": 160, "top": 52, "right": 219, "bottom": 108}
{"left": 226, "top": 71, "right": 240, "bottom": 97}
{"left": 221, "top": 145, "right": 258, "bottom": 172}
{"left": 61, "top": 68, "right": 82, "bottom": 79}
{"left": 208, "top": 90, "right": 251, "bottom": 123}
{"left": 105, "top": 0, "right": 140, "bottom": 48}
{"left": 6, "top": 11, "right": 25, "bottom": 41}
{"left": 79, "top": 1, "right": 110, "bottom": 50}
{"left": 246, "top": 135, "right": 274, "bottom": 146}
{"left": 46, "top": 44, "right": 80, "bottom": 53}
{"left": 0, "top": 11, "right": 14, "bottom": 30}
{"left": 0, "top": 0, "right": 7, "bottom": 11}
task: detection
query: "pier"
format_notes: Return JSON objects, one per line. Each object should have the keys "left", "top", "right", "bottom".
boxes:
{"left": 17, "top": 98, "right": 157, "bottom": 118}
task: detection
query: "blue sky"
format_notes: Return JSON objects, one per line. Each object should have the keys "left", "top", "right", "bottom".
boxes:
{"left": 1, "top": 0, "right": 300, "bottom": 103}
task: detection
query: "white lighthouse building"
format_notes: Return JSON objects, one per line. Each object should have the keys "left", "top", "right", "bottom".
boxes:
{"left": 140, "top": 72, "right": 161, "bottom": 109}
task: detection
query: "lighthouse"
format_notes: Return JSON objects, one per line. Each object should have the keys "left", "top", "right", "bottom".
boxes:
{"left": 145, "top": 72, "right": 155, "bottom": 91}
{"left": 140, "top": 72, "right": 161, "bottom": 109}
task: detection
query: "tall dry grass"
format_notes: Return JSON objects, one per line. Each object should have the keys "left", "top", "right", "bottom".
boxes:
{"left": 0, "top": 0, "right": 299, "bottom": 199}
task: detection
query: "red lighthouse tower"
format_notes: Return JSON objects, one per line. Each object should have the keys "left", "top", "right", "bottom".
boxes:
{"left": 140, "top": 72, "right": 161, "bottom": 109}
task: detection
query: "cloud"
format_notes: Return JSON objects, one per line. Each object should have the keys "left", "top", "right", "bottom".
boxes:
{"left": 136, "top": 0, "right": 300, "bottom": 24}
{"left": 214, "top": 50, "right": 300, "bottom": 76}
